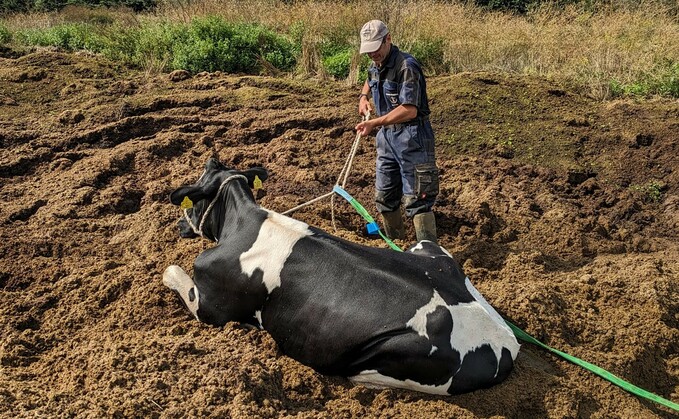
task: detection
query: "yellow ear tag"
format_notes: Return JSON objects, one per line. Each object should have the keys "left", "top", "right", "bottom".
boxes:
{"left": 180, "top": 196, "right": 193, "bottom": 210}
{"left": 253, "top": 175, "right": 263, "bottom": 190}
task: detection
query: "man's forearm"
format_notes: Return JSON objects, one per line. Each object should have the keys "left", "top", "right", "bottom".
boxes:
{"left": 372, "top": 104, "right": 417, "bottom": 127}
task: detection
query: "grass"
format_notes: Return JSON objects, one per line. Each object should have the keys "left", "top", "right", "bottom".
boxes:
{"left": 1, "top": 0, "right": 679, "bottom": 99}
{"left": 0, "top": 22, "right": 10, "bottom": 44}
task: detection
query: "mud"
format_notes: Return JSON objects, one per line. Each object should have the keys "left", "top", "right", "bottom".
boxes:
{"left": 0, "top": 49, "right": 677, "bottom": 418}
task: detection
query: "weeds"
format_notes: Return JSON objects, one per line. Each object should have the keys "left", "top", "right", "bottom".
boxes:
{"left": 1, "top": 0, "right": 678, "bottom": 98}
{"left": 10, "top": 16, "right": 296, "bottom": 75}
{"left": 16, "top": 22, "right": 104, "bottom": 51}
{"left": 170, "top": 17, "right": 296, "bottom": 74}
{"left": 0, "top": 23, "right": 10, "bottom": 44}
{"left": 610, "top": 60, "right": 679, "bottom": 98}
{"left": 630, "top": 180, "right": 665, "bottom": 203}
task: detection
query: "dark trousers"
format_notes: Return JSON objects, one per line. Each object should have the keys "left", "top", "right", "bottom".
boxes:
{"left": 375, "top": 121, "right": 438, "bottom": 218}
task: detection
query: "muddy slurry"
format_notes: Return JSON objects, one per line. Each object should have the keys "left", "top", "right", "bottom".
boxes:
{"left": 0, "top": 49, "right": 677, "bottom": 418}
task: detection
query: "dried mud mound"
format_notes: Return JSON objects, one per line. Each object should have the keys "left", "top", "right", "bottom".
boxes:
{"left": 0, "top": 50, "right": 677, "bottom": 418}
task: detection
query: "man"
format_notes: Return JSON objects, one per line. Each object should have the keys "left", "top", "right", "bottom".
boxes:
{"left": 355, "top": 20, "right": 439, "bottom": 243}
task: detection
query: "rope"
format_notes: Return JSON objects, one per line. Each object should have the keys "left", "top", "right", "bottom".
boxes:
{"left": 281, "top": 191, "right": 335, "bottom": 215}
{"left": 183, "top": 174, "right": 248, "bottom": 240}
{"left": 282, "top": 112, "right": 370, "bottom": 222}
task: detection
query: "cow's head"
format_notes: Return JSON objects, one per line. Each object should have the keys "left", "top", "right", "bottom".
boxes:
{"left": 169, "top": 158, "right": 268, "bottom": 240}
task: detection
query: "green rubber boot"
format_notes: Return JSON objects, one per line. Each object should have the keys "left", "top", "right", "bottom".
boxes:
{"left": 414, "top": 212, "right": 437, "bottom": 243}
{"left": 381, "top": 210, "right": 405, "bottom": 240}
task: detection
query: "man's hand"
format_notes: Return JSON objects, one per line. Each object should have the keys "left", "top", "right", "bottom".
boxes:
{"left": 355, "top": 104, "right": 417, "bottom": 137}
{"left": 355, "top": 119, "right": 378, "bottom": 137}
{"left": 358, "top": 96, "right": 372, "bottom": 117}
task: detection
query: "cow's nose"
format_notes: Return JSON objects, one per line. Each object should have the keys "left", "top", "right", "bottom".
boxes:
{"left": 177, "top": 217, "right": 198, "bottom": 239}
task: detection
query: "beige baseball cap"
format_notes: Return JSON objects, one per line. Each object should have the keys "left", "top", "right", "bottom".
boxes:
{"left": 359, "top": 20, "right": 389, "bottom": 54}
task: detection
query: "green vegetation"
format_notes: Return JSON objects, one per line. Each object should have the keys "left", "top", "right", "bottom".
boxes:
{"left": 1, "top": 0, "right": 678, "bottom": 98}
{"left": 630, "top": 180, "right": 665, "bottom": 203}
{"left": 402, "top": 37, "right": 448, "bottom": 74}
{"left": 170, "top": 17, "right": 297, "bottom": 74}
{"left": 0, "top": 0, "right": 611, "bottom": 15}
{"left": 610, "top": 61, "right": 679, "bottom": 98}
{"left": 10, "top": 16, "right": 297, "bottom": 74}
{"left": 17, "top": 23, "right": 101, "bottom": 51}
{"left": 322, "top": 49, "right": 353, "bottom": 79}
{"left": 0, "top": 23, "right": 10, "bottom": 44}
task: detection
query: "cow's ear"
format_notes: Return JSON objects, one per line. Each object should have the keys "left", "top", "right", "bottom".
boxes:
{"left": 205, "top": 158, "right": 225, "bottom": 171}
{"left": 169, "top": 185, "right": 208, "bottom": 206}
{"left": 242, "top": 167, "right": 268, "bottom": 189}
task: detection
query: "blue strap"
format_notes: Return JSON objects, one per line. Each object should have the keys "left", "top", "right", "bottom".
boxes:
{"left": 332, "top": 185, "right": 353, "bottom": 202}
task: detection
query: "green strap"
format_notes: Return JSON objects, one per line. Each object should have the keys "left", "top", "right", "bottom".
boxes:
{"left": 505, "top": 321, "right": 679, "bottom": 411}
{"left": 332, "top": 185, "right": 679, "bottom": 413}
{"left": 332, "top": 186, "right": 401, "bottom": 251}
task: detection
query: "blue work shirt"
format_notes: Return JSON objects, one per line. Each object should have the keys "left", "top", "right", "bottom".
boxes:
{"left": 367, "top": 45, "right": 431, "bottom": 120}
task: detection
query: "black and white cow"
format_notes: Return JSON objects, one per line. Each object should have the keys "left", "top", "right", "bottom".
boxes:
{"left": 163, "top": 158, "right": 519, "bottom": 395}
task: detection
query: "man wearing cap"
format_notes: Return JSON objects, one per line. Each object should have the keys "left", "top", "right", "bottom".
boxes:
{"left": 355, "top": 20, "right": 439, "bottom": 243}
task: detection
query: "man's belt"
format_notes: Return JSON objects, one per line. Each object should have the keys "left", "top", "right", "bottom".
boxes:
{"left": 383, "top": 117, "right": 428, "bottom": 131}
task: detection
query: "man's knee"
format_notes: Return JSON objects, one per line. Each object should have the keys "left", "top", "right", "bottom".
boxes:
{"left": 375, "top": 189, "right": 401, "bottom": 213}
{"left": 403, "top": 195, "right": 435, "bottom": 218}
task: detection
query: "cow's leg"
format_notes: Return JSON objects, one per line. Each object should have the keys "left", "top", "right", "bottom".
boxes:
{"left": 347, "top": 333, "right": 456, "bottom": 395}
{"left": 163, "top": 265, "right": 200, "bottom": 320}
{"left": 348, "top": 307, "right": 458, "bottom": 395}
{"left": 348, "top": 339, "right": 512, "bottom": 395}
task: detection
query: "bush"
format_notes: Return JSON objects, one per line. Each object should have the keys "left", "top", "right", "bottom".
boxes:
{"left": 322, "top": 48, "right": 353, "bottom": 79}
{"left": 13, "top": 16, "right": 297, "bottom": 75}
{"left": 473, "top": 0, "right": 591, "bottom": 14}
{"left": 1, "top": 0, "right": 157, "bottom": 14}
{"left": 170, "top": 17, "right": 296, "bottom": 74}
{"left": 96, "top": 21, "right": 178, "bottom": 70}
{"left": 17, "top": 23, "right": 105, "bottom": 51}
{"left": 1, "top": 0, "right": 30, "bottom": 14}
{"left": 473, "top": 0, "right": 537, "bottom": 13}
{"left": 404, "top": 37, "right": 448, "bottom": 74}
{"left": 314, "top": 25, "right": 359, "bottom": 80}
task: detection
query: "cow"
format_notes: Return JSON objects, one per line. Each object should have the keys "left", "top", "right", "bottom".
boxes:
{"left": 163, "top": 158, "right": 520, "bottom": 395}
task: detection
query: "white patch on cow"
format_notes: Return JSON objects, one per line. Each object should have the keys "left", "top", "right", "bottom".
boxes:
{"left": 406, "top": 290, "right": 447, "bottom": 339}
{"left": 406, "top": 281, "right": 520, "bottom": 378}
{"left": 239, "top": 210, "right": 312, "bottom": 293}
{"left": 438, "top": 246, "right": 453, "bottom": 258}
{"left": 445, "top": 278, "right": 520, "bottom": 376}
{"left": 409, "top": 243, "right": 425, "bottom": 252}
{"left": 429, "top": 346, "right": 438, "bottom": 356}
{"left": 162, "top": 265, "right": 200, "bottom": 320}
{"left": 255, "top": 310, "right": 263, "bottom": 329}
{"left": 349, "top": 370, "right": 452, "bottom": 395}
{"left": 448, "top": 302, "right": 513, "bottom": 374}
{"left": 461, "top": 277, "right": 520, "bottom": 359}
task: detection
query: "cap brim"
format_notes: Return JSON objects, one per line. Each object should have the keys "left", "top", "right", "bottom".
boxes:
{"left": 360, "top": 40, "right": 382, "bottom": 54}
